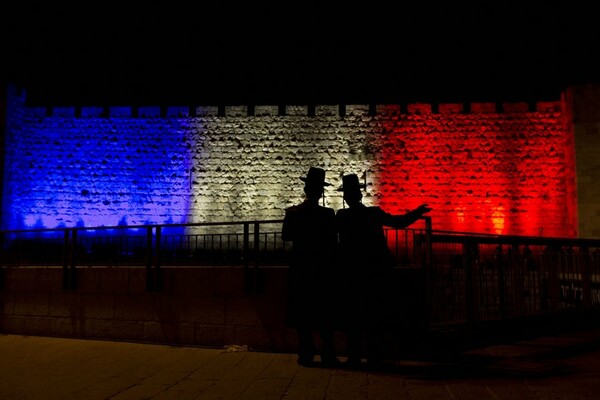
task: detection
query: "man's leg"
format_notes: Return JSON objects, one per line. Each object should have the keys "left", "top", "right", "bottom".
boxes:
{"left": 296, "top": 327, "right": 315, "bottom": 366}
{"left": 319, "top": 327, "right": 339, "bottom": 367}
{"left": 345, "top": 325, "right": 362, "bottom": 368}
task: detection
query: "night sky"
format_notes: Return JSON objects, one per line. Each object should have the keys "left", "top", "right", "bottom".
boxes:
{"left": 3, "top": 2, "right": 599, "bottom": 106}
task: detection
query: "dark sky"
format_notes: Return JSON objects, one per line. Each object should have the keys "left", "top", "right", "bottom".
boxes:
{"left": 3, "top": 2, "right": 599, "bottom": 106}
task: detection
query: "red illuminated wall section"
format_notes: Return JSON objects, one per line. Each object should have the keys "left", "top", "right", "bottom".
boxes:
{"left": 375, "top": 102, "right": 577, "bottom": 237}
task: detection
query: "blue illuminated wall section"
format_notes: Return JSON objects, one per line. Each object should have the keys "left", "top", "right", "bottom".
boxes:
{"left": 2, "top": 96, "right": 195, "bottom": 230}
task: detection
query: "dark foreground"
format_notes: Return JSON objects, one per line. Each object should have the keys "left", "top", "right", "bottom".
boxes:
{"left": 1, "top": 322, "right": 600, "bottom": 400}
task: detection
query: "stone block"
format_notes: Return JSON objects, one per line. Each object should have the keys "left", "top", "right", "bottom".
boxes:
{"left": 503, "top": 102, "right": 529, "bottom": 113}
{"left": 439, "top": 103, "right": 464, "bottom": 114}
{"left": 233, "top": 325, "right": 272, "bottom": 351}
{"left": 471, "top": 102, "right": 497, "bottom": 113}
{"left": 168, "top": 267, "right": 217, "bottom": 296}
{"left": 49, "top": 292, "right": 81, "bottom": 317}
{"left": 195, "top": 106, "right": 219, "bottom": 116}
{"left": 4, "top": 269, "right": 38, "bottom": 292}
{"left": 55, "top": 316, "right": 91, "bottom": 337}
{"left": 92, "top": 319, "right": 145, "bottom": 341}
{"left": 97, "top": 268, "right": 131, "bottom": 294}
{"left": 129, "top": 268, "right": 148, "bottom": 294}
{"left": 113, "top": 293, "right": 156, "bottom": 321}
{"left": 142, "top": 321, "right": 195, "bottom": 344}
{"left": 52, "top": 107, "right": 76, "bottom": 117}
{"left": 13, "top": 293, "right": 50, "bottom": 316}
{"left": 195, "top": 324, "right": 228, "bottom": 347}
{"left": 213, "top": 267, "right": 246, "bottom": 296}
{"left": 184, "top": 296, "right": 226, "bottom": 324}
{"left": 3, "top": 316, "right": 57, "bottom": 336}
{"left": 407, "top": 103, "right": 431, "bottom": 114}
{"left": 79, "top": 294, "right": 115, "bottom": 319}
{"left": 255, "top": 106, "right": 278, "bottom": 116}
{"left": 225, "top": 297, "right": 262, "bottom": 326}
{"left": 81, "top": 106, "right": 105, "bottom": 117}
{"left": 74, "top": 268, "right": 100, "bottom": 293}
{"left": 109, "top": 106, "right": 132, "bottom": 117}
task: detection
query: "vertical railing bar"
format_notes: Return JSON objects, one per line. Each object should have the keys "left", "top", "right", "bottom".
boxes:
{"left": 422, "top": 216, "right": 432, "bottom": 328}
{"left": 154, "top": 226, "right": 162, "bottom": 290}
{"left": 0, "top": 232, "right": 4, "bottom": 290}
{"left": 243, "top": 222, "right": 250, "bottom": 294}
{"left": 69, "top": 228, "right": 78, "bottom": 290}
{"left": 62, "top": 229, "right": 70, "bottom": 290}
{"left": 253, "top": 222, "right": 260, "bottom": 293}
{"left": 581, "top": 246, "right": 592, "bottom": 309}
{"left": 146, "top": 226, "right": 153, "bottom": 291}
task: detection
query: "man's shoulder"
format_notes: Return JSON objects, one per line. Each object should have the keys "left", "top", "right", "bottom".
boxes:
{"left": 336, "top": 208, "right": 349, "bottom": 216}
{"left": 285, "top": 200, "right": 312, "bottom": 211}
{"left": 319, "top": 205, "right": 335, "bottom": 215}
{"left": 286, "top": 202, "right": 333, "bottom": 213}
{"left": 367, "top": 206, "right": 389, "bottom": 217}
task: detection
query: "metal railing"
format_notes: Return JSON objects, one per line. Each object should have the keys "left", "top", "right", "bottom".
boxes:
{"left": 423, "top": 231, "right": 600, "bottom": 328}
{"left": 2, "top": 218, "right": 600, "bottom": 329}
{"left": 0, "top": 221, "right": 294, "bottom": 291}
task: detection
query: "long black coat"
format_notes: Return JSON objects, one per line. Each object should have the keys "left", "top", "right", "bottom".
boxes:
{"left": 282, "top": 201, "right": 337, "bottom": 329}
{"left": 336, "top": 204, "right": 422, "bottom": 326}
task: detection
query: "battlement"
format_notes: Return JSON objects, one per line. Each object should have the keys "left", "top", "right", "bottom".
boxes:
{"left": 24, "top": 101, "right": 563, "bottom": 118}
{"left": 7, "top": 85, "right": 563, "bottom": 118}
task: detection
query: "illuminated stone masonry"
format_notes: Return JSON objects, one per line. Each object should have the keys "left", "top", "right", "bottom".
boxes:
{"left": 2, "top": 86, "right": 581, "bottom": 237}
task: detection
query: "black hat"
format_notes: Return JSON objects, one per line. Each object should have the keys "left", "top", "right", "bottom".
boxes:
{"left": 337, "top": 174, "right": 367, "bottom": 192}
{"left": 300, "top": 167, "right": 331, "bottom": 187}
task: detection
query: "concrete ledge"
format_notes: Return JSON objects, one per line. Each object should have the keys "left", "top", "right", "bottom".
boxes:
{"left": 0, "top": 266, "right": 298, "bottom": 351}
{"left": 0, "top": 266, "right": 427, "bottom": 354}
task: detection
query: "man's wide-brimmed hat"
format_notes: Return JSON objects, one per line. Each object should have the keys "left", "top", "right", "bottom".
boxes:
{"left": 337, "top": 173, "right": 367, "bottom": 192}
{"left": 300, "top": 167, "right": 331, "bottom": 186}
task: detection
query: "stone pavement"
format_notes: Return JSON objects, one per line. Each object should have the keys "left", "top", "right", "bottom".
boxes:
{"left": 1, "top": 327, "right": 600, "bottom": 400}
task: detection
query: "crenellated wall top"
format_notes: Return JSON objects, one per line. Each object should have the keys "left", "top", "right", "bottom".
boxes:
{"left": 6, "top": 84, "right": 563, "bottom": 118}
{"left": 23, "top": 101, "right": 563, "bottom": 119}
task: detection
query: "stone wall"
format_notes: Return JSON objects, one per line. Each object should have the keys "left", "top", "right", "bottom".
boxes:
{"left": 570, "top": 85, "right": 600, "bottom": 238}
{"left": 1, "top": 85, "right": 581, "bottom": 237}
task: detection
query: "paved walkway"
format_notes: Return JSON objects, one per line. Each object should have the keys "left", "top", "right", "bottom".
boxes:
{"left": 1, "top": 327, "right": 600, "bottom": 399}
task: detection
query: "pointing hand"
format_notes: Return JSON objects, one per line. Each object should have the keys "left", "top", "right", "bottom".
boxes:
{"left": 416, "top": 204, "right": 432, "bottom": 214}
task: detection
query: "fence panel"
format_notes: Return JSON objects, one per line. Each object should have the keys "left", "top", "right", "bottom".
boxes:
{"left": 3, "top": 220, "right": 600, "bottom": 330}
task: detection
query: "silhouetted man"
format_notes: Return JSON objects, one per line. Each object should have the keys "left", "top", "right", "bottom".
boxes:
{"left": 282, "top": 167, "right": 339, "bottom": 367}
{"left": 336, "top": 173, "right": 431, "bottom": 369}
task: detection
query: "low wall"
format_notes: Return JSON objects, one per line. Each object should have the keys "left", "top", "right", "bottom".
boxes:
{"left": 0, "top": 266, "right": 426, "bottom": 354}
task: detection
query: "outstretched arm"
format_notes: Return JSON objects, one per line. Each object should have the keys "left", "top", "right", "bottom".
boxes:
{"left": 382, "top": 204, "right": 432, "bottom": 229}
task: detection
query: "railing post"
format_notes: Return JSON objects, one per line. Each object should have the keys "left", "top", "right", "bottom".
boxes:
{"left": 253, "top": 222, "right": 261, "bottom": 294}
{"left": 71, "top": 229, "right": 78, "bottom": 289}
{"left": 496, "top": 245, "right": 506, "bottom": 319}
{"left": 0, "top": 232, "right": 4, "bottom": 290}
{"left": 62, "top": 229, "right": 69, "bottom": 289}
{"left": 464, "top": 240, "right": 478, "bottom": 324}
{"left": 544, "top": 245, "right": 561, "bottom": 312}
{"left": 62, "top": 229, "right": 77, "bottom": 290}
{"left": 146, "top": 226, "right": 154, "bottom": 291}
{"left": 243, "top": 222, "right": 251, "bottom": 294}
{"left": 422, "top": 216, "right": 432, "bottom": 265}
{"left": 511, "top": 244, "right": 523, "bottom": 318}
{"left": 581, "top": 246, "right": 592, "bottom": 309}
{"left": 154, "top": 226, "right": 163, "bottom": 291}
{"left": 421, "top": 216, "right": 432, "bottom": 329}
